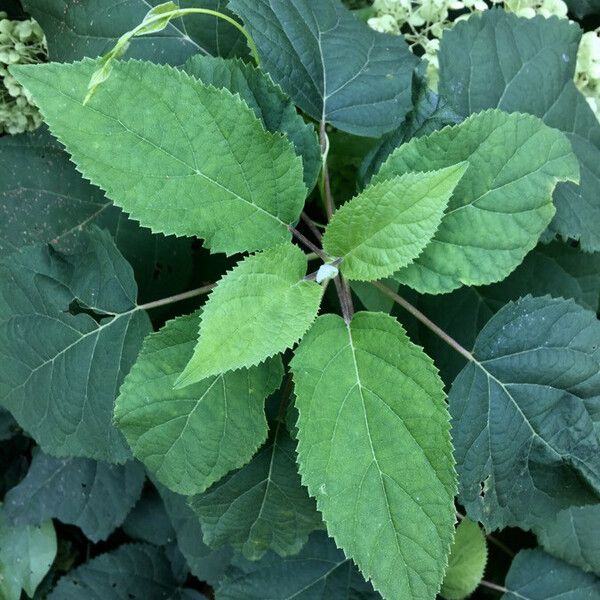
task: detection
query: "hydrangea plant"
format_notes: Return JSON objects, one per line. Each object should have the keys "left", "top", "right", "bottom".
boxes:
{"left": 0, "top": 1, "right": 600, "bottom": 599}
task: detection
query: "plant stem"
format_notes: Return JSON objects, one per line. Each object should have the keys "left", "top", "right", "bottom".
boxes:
{"left": 301, "top": 211, "right": 323, "bottom": 240}
{"left": 289, "top": 225, "right": 328, "bottom": 261}
{"left": 319, "top": 121, "right": 335, "bottom": 220}
{"left": 136, "top": 283, "right": 216, "bottom": 312}
{"left": 135, "top": 9, "right": 260, "bottom": 66}
{"left": 372, "top": 281, "right": 475, "bottom": 363}
{"left": 318, "top": 119, "right": 354, "bottom": 322}
{"left": 480, "top": 580, "right": 509, "bottom": 594}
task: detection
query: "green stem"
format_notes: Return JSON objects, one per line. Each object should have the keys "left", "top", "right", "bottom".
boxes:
{"left": 132, "top": 8, "right": 260, "bottom": 66}
{"left": 135, "top": 283, "right": 215, "bottom": 312}
{"left": 372, "top": 281, "right": 475, "bottom": 363}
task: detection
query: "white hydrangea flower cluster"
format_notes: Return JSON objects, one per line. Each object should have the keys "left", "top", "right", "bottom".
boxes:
{"left": 0, "top": 12, "right": 47, "bottom": 135}
{"left": 367, "top": 0, "right": 600, "bottom": 104}
{"left": 575, "top": 29, "right": 600, "bottom": 118}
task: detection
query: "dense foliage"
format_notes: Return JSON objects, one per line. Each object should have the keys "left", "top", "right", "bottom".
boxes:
{"left": 1, "top": 0, "right": 600, "bottom": 599}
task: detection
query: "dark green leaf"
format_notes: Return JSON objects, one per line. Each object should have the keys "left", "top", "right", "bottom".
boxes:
{"left": 0, "top": 127, "right": 195, "bottom": 307}
{"left": 0, "top": 229, "right": 151, "bottom": 462}
{"left": 22, "top": 0, "right": 246, "bottom": 63}
{"left": 501, "top": 549, "right": 600, "bottom": 600}
{"left": 4, "top": 450, "right": 145, "bottom": 542}
{"left": 123, "top": 484, "right": 176, "bottom": 546}
{"left": 438, "top": 10, "right": 600, "bottom": 251}
{"left": 190, "top": 421, "right": 321, "bottom": 561}
{"left": 47, "top": 543, "right": 207, "bottom": 600}
{"left": 217, "top": 531, "right": 379, "bottom": 600}
{"left": 537, "top": 505, "right": 600, "bottom": 577}
{"left": 450, "top": 295, "right": 600, "bottom": 532}
{"left": 359, "top": 72, "right": 463, "bottom": 187}
{"left": 228, "top": 0, "right": 419, "bottom": 136}
{"left": 183, "top": 55, "right": 321, "bottom": 190}
{"left": 158, "top": 484, "right": 233, "bottom": 586}
{"left": 564, "top": 0, "right": 600, "bottom": 17}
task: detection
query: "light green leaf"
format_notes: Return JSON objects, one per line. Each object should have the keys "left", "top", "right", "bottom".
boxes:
{"left": 537, "top": 505, "right": 600, "bottom": 577}
{"left": 228, "top": 0, "right": 419, "bottom": 137}
{"left": 157, "top": 484, "right": 233, "bottom": 586}
{"left": 441, "top": 518, "right": 487, "bottom": 600}
{"left": 291, "top": 311, "right": 456, "bottom": 600}
{"left": 438, "top": 10, "right": 600, "bottom": 251}
{"left": 0, "top": 229, "right": 151, "bottom": 463}
{"left": 373, "top": 110, "right": 579, "bottom": 294}
{"left": 115, "top": 310, "right": 283, "bottom": 496}
{"left": 11, "top": 59, "right": 307, "bottom": 255}
{"left": 450, "top": 295, "right": 600, "bottom": 532}
{"left": 177, "top": 244, "right": 322, "bottom": 386}
{"left": 323, "top": 165, "right": 467, "bottom": 281}
{"left": 217, "top": 531, "right": 379, "bottom": 600}
{"left": 3, "top": 450, "right": 145, "bottom": 542}
{"left": 501, "top": 549, "right": 600, "bottom": 600}
{"left": 22, "top": 0, "right": 247, "bottom": 63}
{"left": 190, "top": 420, "right": 321, "bottom": 561}
{"left": 47, "top": 543, "right": 206, "bottom": 600}
{"left": 183, "top": 55, "right": 321, "bottom": 191}
{"left": 0, "top": 506, "right": 57, "bottom": 600}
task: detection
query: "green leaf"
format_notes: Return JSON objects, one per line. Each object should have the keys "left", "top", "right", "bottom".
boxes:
{"left": 115, "top": 310, "right": 283, "bottom": 496}
{"left": 565, "top": 0, "right": 600, "bottom": 17}
{"left": 291, "top": 311, "right": 456, "bottom": 600}
{"left": 0, "top": 229, "right": 151, "bottom": 463}
{"left": 177, "top": 244, "right": 322, "bottom": 386}
{"left": 441, "top": 518, "right": 487, "bottom": 600}
{"left": 228, "top": 0, "right": 419, "bottom": 137}
{"left": 11, "top": 59, "right": 307, "bottom": 255}
{"left": 323, "top": 165, "right": 467, "bottom": 281}
{"left": 501, "top": 549, "right": 600, "bottom": 600}
{"left": 449, "top": 295, "right": 600, "bottom": 532}
{"left": 3, "top": 450, "right": 145, "bottom": 542}
{"left": 373, "top": 110, "right": 579, "bottom": 294}
{"left": 438, "top": 10, "right": 600, "bottom": 251}
{"left": 419, "top": 241, "right": 600, "bottom": 385}
{"left": 190, "top": 420, "right": 321, "bottom": 561}
{"left": 358, "top": 71, "right": 463, "bottom": 188}
{"left": 0, "top": 128, "right": 196, "bottom": 308}
{"left": 47, "top": 543, "right": 206, "bottom": 600}
{"left": 157, "top": 484, "right": 233, "bottom": 586}
{"left": 22, "top": 0, "right": 247, "bottom": 63}
{"left": 0, "top": 506, "right": 57, "bottom": 600}
{"left": 217, "top": 531, "right": 379, "bottom": 600}
{"left": 0, "top": 409, "right": 18, "bottom": 442}
{"left": 122, "top": 485, "right": 176, "bottom": 546}
{"left": 537, "top": 505, "right": 600, "bottom": 577}
{"left": 183, "top": 55, "right": 321, "bottom": 191}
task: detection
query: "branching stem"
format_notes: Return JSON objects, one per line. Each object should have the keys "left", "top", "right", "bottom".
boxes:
{"left": 301, "top": 211, "right": 323, "bottom": 241}
{"left": 289, "top": 225, "right": 328, "bottom": 261}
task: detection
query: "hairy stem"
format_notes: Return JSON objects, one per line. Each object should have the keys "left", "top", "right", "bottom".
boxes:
{"left": 480, "top": 580, "right": 509, "bottom": 594}
{"left": 318, "top": 119, "right": 354, "bottom": 322}
{"left": 136, "top": 283, "right": 216, "bottom": 312}
{"left": 135, "top": 9, "right": 260, "bottom": 65}
{"left": 289, "top": 225, "right": 328, "bottom": 261}
{"left": 301, "top": 211, "right": 323, "bottom": 241}
{"left": 372, "top": 281, "right": 475, "bottom": 363}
